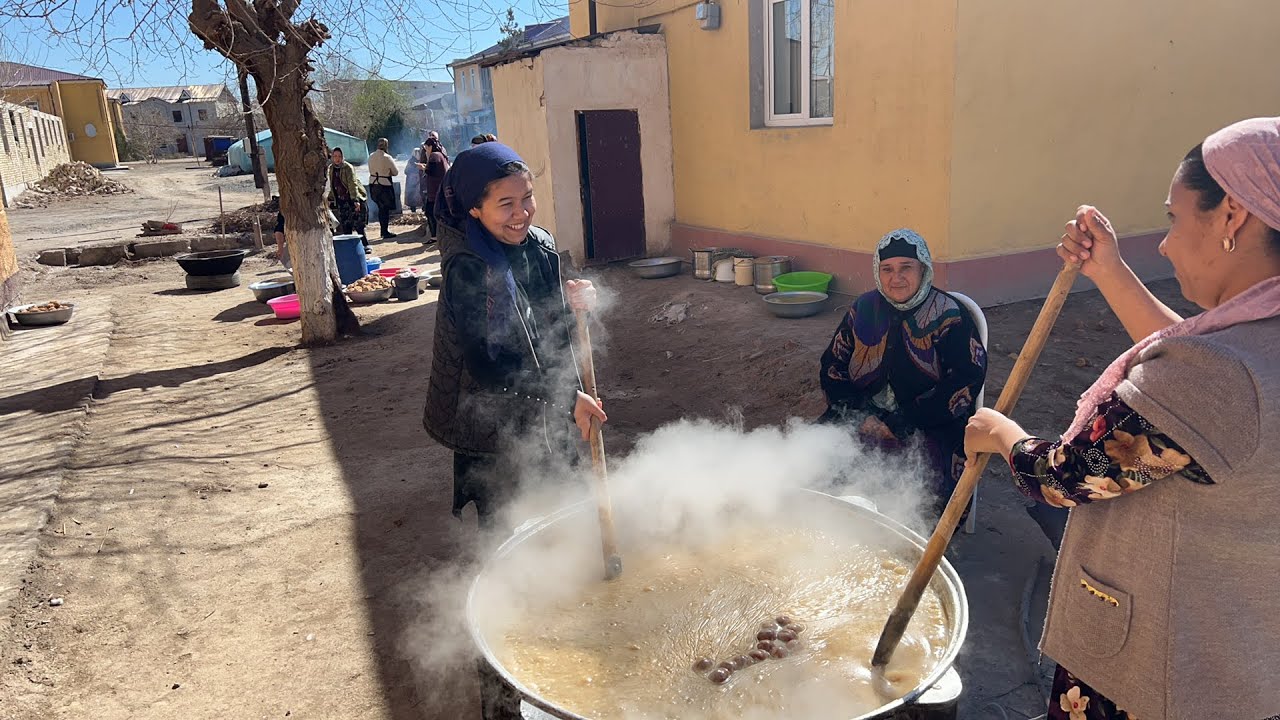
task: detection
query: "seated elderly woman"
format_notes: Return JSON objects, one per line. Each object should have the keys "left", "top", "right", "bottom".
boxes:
{"left": 818, "top": 229, "right": 988, "bottom": 515}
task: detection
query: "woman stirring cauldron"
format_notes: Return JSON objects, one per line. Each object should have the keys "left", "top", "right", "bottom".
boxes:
{"left": 423, "top": 143, "right": 608, "bottom": 719}
{"left": 966, "top": 117, "right": 1280, "bottom": 719}
{"left": 423, "top": 142, "right": 607, "bottom": 531}
{"left": 818, "top": 229, "right": 988, "bottom": 518}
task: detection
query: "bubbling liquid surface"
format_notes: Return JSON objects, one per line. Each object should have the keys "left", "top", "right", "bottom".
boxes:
{"left": 490, "top": 525, "right": 950, "bottom": 720}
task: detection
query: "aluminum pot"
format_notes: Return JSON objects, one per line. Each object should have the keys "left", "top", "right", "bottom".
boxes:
{"left": 467, "top": 489, "right": 968, "bottom": 720}
{"left": 753, "top": 255, "right": 794, "bottom": 294}
{"left": 691, "top": 247, "right": 721, "bottom": 280}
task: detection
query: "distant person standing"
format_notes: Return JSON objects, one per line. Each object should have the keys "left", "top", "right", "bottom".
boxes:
{"left": 405, "top": 139, "right": 425, "bottom": 213}
{"left": 367, "top": 137, "right": 399, "bottom": 239}
{"left": 428, "top": 130, "right": 449, "bottom": 161}
{"left": 328, "top": 147, "right": 369, "bottom": 251}
{"left": 422, "top": 136, "right": 451, "bottom": 242}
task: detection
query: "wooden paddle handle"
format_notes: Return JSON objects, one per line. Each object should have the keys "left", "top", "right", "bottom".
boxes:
{"left": 573, "top": 310, "right": 622, "bottom": 580}
{"left": 872, "top": 261, "right": 1081, "bottom": 668}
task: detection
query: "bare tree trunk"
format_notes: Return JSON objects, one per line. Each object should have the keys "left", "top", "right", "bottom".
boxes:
{"left": 237, "top": 69, "right": 266, "bottom": 191}
{"left": 259, "top": 71, "right": 341, "bottom": 346}
{"left": 190, "top": 0, "right": 355, "bottom": 346}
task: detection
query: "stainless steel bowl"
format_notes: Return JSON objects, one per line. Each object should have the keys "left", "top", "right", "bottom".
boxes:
{"left": 628, "top": 257, "right": 683, "bottom": 279}
{"left": 345, "top": 286, "right": 393, "bottom": 303}
{"left": 7, "top": 303, "right": 74, "bottom": 326}
{"left": 249, "top": 277, "right": 296, "bottom": 303}
{"left": 468, "top": 489, "right": 968, "bottom": 720}
{"left": 763, "top": 291, "right": 829, "bottom": 318}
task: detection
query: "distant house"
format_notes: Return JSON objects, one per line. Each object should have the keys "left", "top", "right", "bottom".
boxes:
{"left": 0, "top": 61, "right": 119, "bottom": 167}
{"left": 108, "top": 84, "right": 237, "bottom": 156}
{"left": 449, "top": 16, "right": 571, "bottom": 140}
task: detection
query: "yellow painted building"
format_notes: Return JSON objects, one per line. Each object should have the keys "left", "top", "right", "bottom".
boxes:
{"left": 527, "top": 0, "right": 1280, "bottom": 303}
{"left": 0, "top": 62, "right": 120, "bottom": 168}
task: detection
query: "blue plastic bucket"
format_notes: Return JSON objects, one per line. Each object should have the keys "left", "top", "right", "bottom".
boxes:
{"left": 333, "top": 234, "right": 367, "bottom": 285}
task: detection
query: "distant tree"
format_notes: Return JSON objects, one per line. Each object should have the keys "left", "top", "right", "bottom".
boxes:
{"left": 120, "top": 104, "right": 178, "bottom": 163}
{"left": 312, "top": 54, "right": 367, "bottom": 138}
{"left": 353, "top": 77, "right": 409, "bottom": 147}
{"left": 498, "top": 7, "right": 522, "bottom": 53}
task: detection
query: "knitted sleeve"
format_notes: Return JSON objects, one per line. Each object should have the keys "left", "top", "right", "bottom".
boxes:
{"left": 1007, "top": 393, "right": 1212, "bottom": 507}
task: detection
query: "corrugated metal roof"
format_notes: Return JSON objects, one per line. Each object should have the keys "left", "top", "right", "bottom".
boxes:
{"left": 450, "top": 15, "right": 572, "bottom": 67}
{"left": 107, "top": 84, "right": 231, "bottom": 104}
{"left": 0, "top": 61, "right": 100, "bottom": 85}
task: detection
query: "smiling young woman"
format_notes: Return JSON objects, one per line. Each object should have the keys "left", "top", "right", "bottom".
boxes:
{"left": 422, "top": 142, "right": 606, "bottom": 532}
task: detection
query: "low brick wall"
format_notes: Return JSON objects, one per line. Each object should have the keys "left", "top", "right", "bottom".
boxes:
{"left": 0, "top": 101, "right": 72, "bottom": 207}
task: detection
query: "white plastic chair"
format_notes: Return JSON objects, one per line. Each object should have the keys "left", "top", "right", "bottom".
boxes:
{"left": 950, "top": 292, "right": 987, "bottom": 534}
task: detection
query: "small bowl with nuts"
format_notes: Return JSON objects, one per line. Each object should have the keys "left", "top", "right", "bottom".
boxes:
{"left": 6, "top": 300, "right": 74, "bottom": 326}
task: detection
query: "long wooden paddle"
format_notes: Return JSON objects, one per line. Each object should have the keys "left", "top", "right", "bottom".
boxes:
{"left": 573, "top": 308, "right": 623, "bottom": 581}
{"left": 872, "top": 261, "right": 1081, "bottom": 668}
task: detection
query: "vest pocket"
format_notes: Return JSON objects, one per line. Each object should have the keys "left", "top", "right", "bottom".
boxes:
{"left": 1063, "top": 566, "right": 1132, "bottom": 659}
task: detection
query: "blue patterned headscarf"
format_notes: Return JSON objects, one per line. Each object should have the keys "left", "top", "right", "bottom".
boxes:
{"left": 434, "top": 142, "right": 529, "bottom": 360}
{"left": 873, "top": 228, "right": 935, "bottom": 311}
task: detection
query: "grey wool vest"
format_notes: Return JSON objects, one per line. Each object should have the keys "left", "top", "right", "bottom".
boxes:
{"left": 1040, "top": 316, "right": 1280, "bottom": 720}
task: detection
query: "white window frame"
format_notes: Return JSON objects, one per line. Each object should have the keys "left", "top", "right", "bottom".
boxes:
{"left": 763, "top": 0, "right": 834, "bottom": 127}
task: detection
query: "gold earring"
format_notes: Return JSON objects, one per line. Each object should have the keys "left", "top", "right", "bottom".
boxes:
{"left": 1222, "top": 236, "right": 1237, "bottom": 253}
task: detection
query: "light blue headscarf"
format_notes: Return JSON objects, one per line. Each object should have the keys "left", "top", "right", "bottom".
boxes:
{"left": 873, "top": 228, "right": 935, "bottom": 311}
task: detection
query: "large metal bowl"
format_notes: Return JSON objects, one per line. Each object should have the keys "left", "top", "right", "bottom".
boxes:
{"left": 628, "top": 257, "right": 684, "bottom": 279}
{"left": 176, "top": 249, "right": 250, "bottom": 276}
{"left": 345, "top": 286, "right": 393, "bottom": 303}
{"left": 468, "top": 489, "right": 968, "bottom": 720}
{"left": 7, "top": 302, "right": 74, "bottom": 326}
{"left": 763, "top": 291, "right": 829, "bottom": 318}
{"left": 248, "top": 277, "right": 296, "bottom": 303}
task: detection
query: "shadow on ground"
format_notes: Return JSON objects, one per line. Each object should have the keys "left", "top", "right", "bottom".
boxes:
{"left": 307, "top": 296, "right": 482, "bottom": 719}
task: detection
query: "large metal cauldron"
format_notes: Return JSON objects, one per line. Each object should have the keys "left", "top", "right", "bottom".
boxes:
{"left": 467, "top": 489, "right": 968, "bottom": 720}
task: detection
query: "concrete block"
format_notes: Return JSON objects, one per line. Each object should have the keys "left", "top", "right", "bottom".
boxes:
{"left": 189, "top": 235, "right": 243, "bottom": 252}
{"left": 133, "top": 238, "right": 190, "bottom": 258}
{"left": 37, "top": 249, "right": 67, "bottom": 266}
{"left": 77, "top": 243, "right": 130, "bottom": 266}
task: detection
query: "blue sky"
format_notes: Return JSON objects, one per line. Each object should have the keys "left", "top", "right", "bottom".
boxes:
{"left": 2, "top": 0, "right": 569, "bottom": 89}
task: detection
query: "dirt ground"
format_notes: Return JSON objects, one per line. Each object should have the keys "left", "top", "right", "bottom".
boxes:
{"left": 7, "top": 160, "right": 266, "bottom": 258}
{"left": 0, "top": 165, "right": 1200, "bottom": 720}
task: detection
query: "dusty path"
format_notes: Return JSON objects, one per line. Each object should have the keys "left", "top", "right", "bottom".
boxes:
{"left": 0, "top": 237, "right": 1198, "bottom": 719}
{"left": 7, "top": 160, "right": 266, "bottom": 258}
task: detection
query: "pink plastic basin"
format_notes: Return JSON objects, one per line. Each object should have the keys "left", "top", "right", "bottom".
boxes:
{"left": 374, "top": 266, "right": 420, "bottom": 278}
{"left": 267, "top": 293, "right": 301, "bottom": 320}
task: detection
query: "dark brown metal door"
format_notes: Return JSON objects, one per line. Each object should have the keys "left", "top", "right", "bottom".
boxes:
{"left": 577, "top": 110, "right": 645, "bottom": 262}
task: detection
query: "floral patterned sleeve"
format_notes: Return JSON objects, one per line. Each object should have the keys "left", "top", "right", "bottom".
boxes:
{"left": 1008, "top": 393, "right": 1213, "bottom": 508}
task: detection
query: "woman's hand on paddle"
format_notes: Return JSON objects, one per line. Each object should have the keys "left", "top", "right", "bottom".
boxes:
{"left": 574, "top": 391, "right": 608, "bottom": 441}
{"left": 566, "top": 279, "right": 597, "bottom": 312}
{"left": 965, "top": 408, "right": 1027, "bottom": 462}
{"left": 1058, "top": 205, "right": 1124, "bottom": 280}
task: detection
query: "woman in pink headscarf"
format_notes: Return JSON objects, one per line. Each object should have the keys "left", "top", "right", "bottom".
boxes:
{"left": 966, "top": 117, "right": 1280, "bottom": 720}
